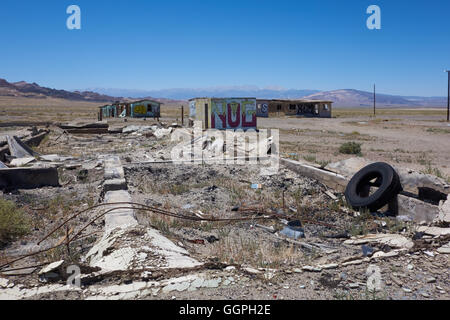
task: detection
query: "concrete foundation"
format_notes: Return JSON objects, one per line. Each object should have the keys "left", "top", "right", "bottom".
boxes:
{"left": 0, "top": 167, "right": 59, "bottom": 190}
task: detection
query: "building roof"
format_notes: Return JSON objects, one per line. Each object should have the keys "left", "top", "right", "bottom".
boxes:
{"left": 257, "top": 99, "right": 333, "bottom": 104}
{"left": 130, "top": 99, "right": 163, "bottom": 105}
{"left": 189, "top": 97, "right": 256, "bottom": 101}
{"left": 98, "top": 99, "right": 163, "bottom": 108}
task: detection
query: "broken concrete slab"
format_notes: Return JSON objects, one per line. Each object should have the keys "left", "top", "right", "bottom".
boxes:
{"left": 0, "top": 167, "right": 59, "bottom": 190}
{"left": 59, "top": 122, "right": 109, "bottom": 134}
{"left": 0, "top": 278, "right": 9, "bottom": 288}
{"left": 302, "top": 266, "right": 322, "bottom": 272}
{"left": 40, "top": 154, "right": 73, "bottom": 162}
{"left": 6, "top": 135, "right": 37, "bottom": 158}
{"left": 371, "top": 250, "right": 400, "bottom": 259}
{"left": 344, "top": 233, "right": 414, "bottom": 250}
{"left": 122, "top": 125, "right": 153, "bottom": 134}
{"left": 437, "top": 242, "right": 450, "bottom": 254}
{"left": 397, "top": 194, "right": 440, "bottom": 223}
{"left": 154, "top": 128, "right": 173, "bottom": 139}
{"left": 0, "top": 131, "right": 48, "bottom": 162}
{"left": 60, "top": 122, "right": 108, "bottom": 130}
{"left": 416, "top": 226, "right": 450, "bottom": 237}
{"left": 9, "top": 157, "right": 36, "bottom": 167}
{"left": 103, "top": 178, "right": 128, "bottom": 193}
{"left": 38, "top": 260, "right": 65, "bottom": 283}
{"left": 86, "top": 226, "right": 202, "bottom": 272}
{"left": 104, "top": 156, "right": 125, "bottom": 180}
{"left": 281, "top": 158, "right": 348, "bottom": 192}
{"left": 82, "top": 160, "right": 103, "bottom": 170}
{"left": 103, "top": 190, "right": 138, "bottom": 232}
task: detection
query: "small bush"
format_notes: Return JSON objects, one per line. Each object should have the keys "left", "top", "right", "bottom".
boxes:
{"left": 0, "top": 199, "right": 30, "bottom": 247}
{"left": 339, "top": 142, "right": 362, "bottom": 155}
{"left": 303, "top": 155, "right": 316, "bottom": 163}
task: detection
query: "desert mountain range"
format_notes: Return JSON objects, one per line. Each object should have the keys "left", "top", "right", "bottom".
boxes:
{"left": 0, "top": 79, "right": 446, "bottom": 107}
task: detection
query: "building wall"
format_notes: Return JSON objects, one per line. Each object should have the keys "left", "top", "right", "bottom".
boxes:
{"left": 264, "top": 101, "right": 332, "bottom": 118}
{"left": 190, "top": 98, "right": 257, "bottom": 130}
{"left": 256, "top": 100, "right": 269, "bottom": 118}
{"left": 100, "top": 101, "right": 161, "bottom": 118}
{"left": 130, "top": 101, "right": 161, "bottom": 118}
{"left": 318, "top": 103, "right": 332, "bottom": 118}
{"left": 102, "top": 105, "right": 117, "bottom": 118}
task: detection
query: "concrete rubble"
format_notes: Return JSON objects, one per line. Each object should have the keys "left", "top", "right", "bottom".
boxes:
{"left": 344, "top": 234, "right": 415, "bottom": 250}
{"left": 0, "top": 123, "right": 449, "bottom": 300}
{"left": 326, "top": 157, "right": 450, "bottom": 195}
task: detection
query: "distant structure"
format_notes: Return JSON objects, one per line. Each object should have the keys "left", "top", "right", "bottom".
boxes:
{"left": 98, "top": 99, "right": 162, "bottom": 120}
{"left": 256, "top": 99, "right": 333, "bottom": 118}
{"left": 189, "top": 97, "right": 257, "bottom": 130}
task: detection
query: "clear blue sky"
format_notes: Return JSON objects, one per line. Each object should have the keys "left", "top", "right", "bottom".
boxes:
{"left": 0, "top": 0, "right": 449, "bottom": 96}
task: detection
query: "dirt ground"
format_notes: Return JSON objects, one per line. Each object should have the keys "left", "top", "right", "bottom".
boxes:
{"left": 0, "top": 100, "right": 449, "bottom": 300}
{"left": 258, "top": 111, "right": 450, "bottom": 181}
{"left": 0, "top": 121, "right": 448, "bottom": 300}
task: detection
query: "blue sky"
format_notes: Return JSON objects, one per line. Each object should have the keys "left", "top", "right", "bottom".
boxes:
{"left": 0, "top": 0, "right": 449, "bottom": 96}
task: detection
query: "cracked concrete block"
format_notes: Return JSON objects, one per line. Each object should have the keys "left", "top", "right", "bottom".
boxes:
{"left": 104, "top": 167, "right": 125, "bottom": 180}
{"left": 104, "top": 156, "right": 125, "bottom": 179}
{"left": 103, "top": 178, "right": 128, "bottom": 192}
{"left": 103, "top": 190, "right": 137, "bottom": 231}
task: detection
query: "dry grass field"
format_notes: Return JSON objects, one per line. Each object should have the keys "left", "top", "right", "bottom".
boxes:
{"left": 0, "top": 97, "right": 188, "bottom": 123}
{"left": 260, "top": 108, "right": 450, "bottom": 181}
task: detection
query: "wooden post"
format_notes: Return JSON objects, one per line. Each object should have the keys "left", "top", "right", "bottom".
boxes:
{"left": 65, "top": 226, "right": 70, "bottom": 255}
{"left": 373, "top": 84, "right": 376, "bottom": 117}
{"left": 182, "top": 105, "right": 184, "bottom": 126}
{"left": 446, "top": 71, "right": 449, "bottom": 122}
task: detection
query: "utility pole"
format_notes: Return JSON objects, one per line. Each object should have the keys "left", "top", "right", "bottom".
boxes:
{"left": 373, "top": 84, "right": 376, "bottom": 117}
{"left": 446, "top": 70, "right": 450, "bottom": 122}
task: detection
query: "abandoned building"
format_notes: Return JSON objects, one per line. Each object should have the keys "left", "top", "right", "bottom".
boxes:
{"left": 189, "top": 97, "right": 257, "bottom": 130}
{"left": 99, "top": 100, "right": 162, "bottom": 120}
{"left": 256, "top": 99, "right": 333, "bottom": 118}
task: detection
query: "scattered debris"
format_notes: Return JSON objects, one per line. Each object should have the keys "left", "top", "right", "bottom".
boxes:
{"left": 0, "top": 123, "right": 448, "bottom": 301}
{"left": 361, "top": 245, "right": 375, "bottom": 257}
{"left": 280, "top": 220, "right": 305, "bottom": 239}
{"left": 38, "top": 260, "right": 65, "bottom": 283}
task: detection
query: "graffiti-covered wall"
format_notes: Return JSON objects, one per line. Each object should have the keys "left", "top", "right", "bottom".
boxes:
{"left": 211, "top": 98, "right": 256, "bottom": 130}
{"left": 130, "top": 100, "right": 161, "bottom": 118}
{"left": 190, "top": 98, "right": 257, "bottom": 130}
{"left": 256, "top": 101, "right": 269, "bottom": 118}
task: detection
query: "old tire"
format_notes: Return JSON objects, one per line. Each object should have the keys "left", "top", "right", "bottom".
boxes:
{"left": 344, "top": 162, "right": 402, "bottom": 212}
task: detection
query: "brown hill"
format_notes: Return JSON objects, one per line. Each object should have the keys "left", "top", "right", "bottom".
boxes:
{"left": 0, "top": 78, "right": 119, "bottom": 102}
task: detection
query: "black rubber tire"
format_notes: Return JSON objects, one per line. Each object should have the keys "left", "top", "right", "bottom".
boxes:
{"left": 344, "top": 162, "right": 402, "bottom": 212}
